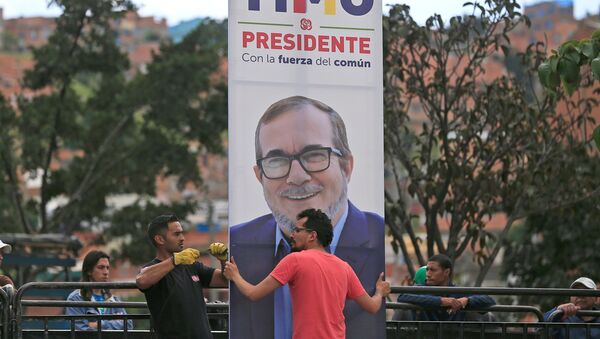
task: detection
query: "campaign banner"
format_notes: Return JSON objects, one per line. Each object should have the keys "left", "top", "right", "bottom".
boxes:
{"left": 228, "top": 1, "right": 384, "bottom": 339}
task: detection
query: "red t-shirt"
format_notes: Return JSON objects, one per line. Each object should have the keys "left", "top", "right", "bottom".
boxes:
{"left": 270, "top": 249, "right": 367, "bottom": 339}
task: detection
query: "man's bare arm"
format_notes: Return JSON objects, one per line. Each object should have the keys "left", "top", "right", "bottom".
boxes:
{"left": 224, "top": 256, "right": 282, "bottom": 301}
{"left": 354, "top": 272, "right": 391, "bottom": 314}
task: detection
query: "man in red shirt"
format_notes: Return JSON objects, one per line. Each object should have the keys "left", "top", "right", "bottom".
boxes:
{"left": 224, "top": 208, "right": 390, "bottom": 339}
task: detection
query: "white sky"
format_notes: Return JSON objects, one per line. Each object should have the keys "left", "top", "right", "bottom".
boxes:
{"left": 0, "top": 0, "right": 598, "bottom": 26}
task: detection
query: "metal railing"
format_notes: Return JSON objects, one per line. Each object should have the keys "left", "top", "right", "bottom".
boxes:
{"left": 388, "top": 302, "right": 546, "bottom": 322}
{"left": 387, "top": 302, "right": 600, "bottom": 338}
{"left": 12, "top": 281, "right": 228, "bottom": 339}
{"left": 1, "top": 287, "right": 10, "bottom": 339}
{"left": 388, "top": 286, "right": 600, "bottom": 338}
{"left": 391, "top": 286, "right": 600, "bottom": 297}
{"left": 1, "top": 283, "right": 600, "bottom": 338}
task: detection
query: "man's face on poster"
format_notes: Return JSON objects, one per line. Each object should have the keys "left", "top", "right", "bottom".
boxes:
{"left": 254, "top": 104, "right": 353, "bottom": 234}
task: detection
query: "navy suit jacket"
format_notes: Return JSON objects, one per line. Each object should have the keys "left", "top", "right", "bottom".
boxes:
{"left": 229, "top": 201, "right": 385, "bottom": 339}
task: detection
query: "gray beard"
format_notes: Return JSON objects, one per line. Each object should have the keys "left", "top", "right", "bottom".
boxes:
{"left": 268, "top": 180, "right": 348, "bottom": 235}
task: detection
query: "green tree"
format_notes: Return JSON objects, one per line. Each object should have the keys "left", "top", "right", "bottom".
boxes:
{"left": 500, "top": 23, "right": 600, "bottom": 305}
{"left": 537, "top": 29, "right": 600, "bottom": 150}
{"left": 501, "top": 147, "right": 600, "bottom": 309}
{"left": 384, "top": 0, "right": 599, "bottom": 284}
{"left": 0, "top": 0, "right": 228, "bottom": 264}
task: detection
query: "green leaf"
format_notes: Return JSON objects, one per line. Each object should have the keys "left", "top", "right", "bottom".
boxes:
{"left": 592, "top": 29, "right": 600, "bottom": 40}
{"left": 593, "top": 126, "right": 600, "bottom": 151}
{"left": 548, "top": 70, "right": 560, "bottom": 88}
{"left": 558, "top": 41, "right": 578, "bottom": 56}
{"left": 564, "top": 50, "right": 581, "bottom": 64}
{"left": 562, "top": 76, "right": 577, "bottom": 95}
{"left": 580, "top": 41, "right": 595, "bottom": 59}
{"left": 550, "top": 56, "right": 559, "bottom": 72}
{"left": 558, "top": 58, "right": 580, "bottom": 84}
{"left": 538, "top": 61, "right": 560, "bottom": 90}
{"left": 591, "top": 57, "right": 600, "bottom": 81}
{"left": 538, "top": 62, "right": 552, "bottom": 88}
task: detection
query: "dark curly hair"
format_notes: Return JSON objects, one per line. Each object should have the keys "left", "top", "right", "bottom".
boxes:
{"left": 297, "top": 208, "right": 333, "bottom": 247}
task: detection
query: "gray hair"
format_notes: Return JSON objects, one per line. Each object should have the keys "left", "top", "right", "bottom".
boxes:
{"left": 254, "top": 96, "right": 351, "bottom": 162}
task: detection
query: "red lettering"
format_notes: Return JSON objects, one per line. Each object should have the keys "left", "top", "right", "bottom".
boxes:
{"left": 271, "top": 33, "right": 283, "bottom": 49}
{"left": 331, "top": 36, "right": 344, "bottom": 53}
{"left": 345, "top": 36, "right": 358, "bottom": 53}
{"left": 256, "top": 32, "right": 269, "bottom": 49}
{"left": 283, "top": 34, "right": 296, "bottom": 50}
{"left": 242, "top": 31, "right": 255, "bottom": 48}
{"left": 318, "top": 35, "right": 329, "bottom": 52}
{"left": 359, "top": 37, "right": 370, "bottom": 54}
{"left": 241, "top": 31, "right": 368, "bottom": 54}
{"left": 304, "top": 35, "right": 316, "bottom": 51}
{"left": 294, "top": 0, "right": 306, "bottom": 13}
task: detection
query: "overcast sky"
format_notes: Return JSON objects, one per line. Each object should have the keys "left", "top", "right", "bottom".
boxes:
{"left": 0, "top": 0, "right": 598, "bottom": 26}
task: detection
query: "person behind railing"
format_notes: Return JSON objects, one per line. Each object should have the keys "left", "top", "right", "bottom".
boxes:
{"left": 136, "top": 214, "right": 229, "bottom": 339}
{"left": 396, "top": 254, "right": 496, "bottom": 321}
{"left": 65, "top": 250, "right": 133, "bottom": 331}
{"left": 543, "top": 277, "right": 600, "bottom": 339}
{"left": 393, "top": 265, "right": 426, "bottom": 321}
{"left": 0, "top": 240, "right": 14, "bottom": 288}
{"left": 224, "top": 208, "right": 391, "bottom": 339}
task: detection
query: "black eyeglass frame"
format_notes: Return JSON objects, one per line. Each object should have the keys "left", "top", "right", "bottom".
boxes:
{"left": 256, "top": 146, "right": 343, "bottom": 180}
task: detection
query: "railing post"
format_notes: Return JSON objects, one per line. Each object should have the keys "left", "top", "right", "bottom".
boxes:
{"left": 0, "top": 288, "right": 9, "bottom": 339}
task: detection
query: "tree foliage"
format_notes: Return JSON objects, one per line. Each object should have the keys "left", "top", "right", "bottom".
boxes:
{"left": 0, "top": 0, "right": 228, "bottom": 264}
{"left": 537, "top": 30, "right": 600, "bottom": 150}
{"left": 383, "top": 0, "right": 599, "bottom": 285}
{"left": 501, "top": 147, "right": 600, "bottom": 308}
{"left": 501, "top": 18, "right": 600, "bottom": 305}
{"left": 538, "top": 29, "right": 600, "bottom": 95}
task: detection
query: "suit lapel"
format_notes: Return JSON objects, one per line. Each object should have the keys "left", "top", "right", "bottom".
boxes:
{"left": 335, "top": 201, "right": 370, "bottom": 277}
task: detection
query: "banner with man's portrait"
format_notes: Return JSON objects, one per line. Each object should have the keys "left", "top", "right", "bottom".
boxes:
{"left": 228, "top": 1, "right": 384, "bottom": 338}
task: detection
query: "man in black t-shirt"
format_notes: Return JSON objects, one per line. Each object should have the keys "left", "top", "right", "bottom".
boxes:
{"left": 136, "top": 214, "right": 228, "bottom": 339}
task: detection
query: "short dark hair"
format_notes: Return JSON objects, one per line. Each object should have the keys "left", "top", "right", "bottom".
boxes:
{"left": 428, "top": 254, "right": 453, "bottom": 273}
{"left": 297, "top": 208, "right": 333, "bottom": 247}
{"left": 81, "top": 250, "right": 110, "bottom": 300}
{"left": 147, "top": 214, "right": 179, "bottom": 247}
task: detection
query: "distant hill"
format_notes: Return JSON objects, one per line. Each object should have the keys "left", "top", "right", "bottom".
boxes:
{"left": 168, "top": 17, "right": 204, "bottom": 43}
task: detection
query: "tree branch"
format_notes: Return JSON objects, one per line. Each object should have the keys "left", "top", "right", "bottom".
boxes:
{"left": 51, "top": 112, "right": 135, "bottom": 231}
{"left": 39, "top": 11, "right": 88, "bottom": 233}
{"left": 0, "top": 149, "right": 32, "bottom": 233}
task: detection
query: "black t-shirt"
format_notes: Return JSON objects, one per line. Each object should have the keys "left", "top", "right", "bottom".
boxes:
{"left": 141, "top": 258, "right": 215, "bottom": 339}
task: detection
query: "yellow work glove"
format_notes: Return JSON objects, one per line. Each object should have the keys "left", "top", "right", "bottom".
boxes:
{"left": 173, "top": 248, "right": 200, "bottom": 265}
{"left": 208, "top": 242, "right": 228, "bottom": 261}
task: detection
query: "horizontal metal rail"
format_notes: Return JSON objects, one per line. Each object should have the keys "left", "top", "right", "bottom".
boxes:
{"left": 18, "top": 300, "right": 228, "bottom": 311}
{"left": 24, "top": 315, "right": 149, "bottom": 320}
{"left": 391, "top": 286, "right": 600, "bottom": 297}
{"left": 387, "top": 320, "right": 600, "bottom": 339}
{"left": 387, "top": 302, "right": 545, "bottom": 322}
{"left": 547, "top": 309, "right": 600, "bottom": 321}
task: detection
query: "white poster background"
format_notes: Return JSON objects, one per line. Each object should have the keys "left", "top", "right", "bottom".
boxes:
{"left": 229, "top": 0, "right": 383, "bottom": 225}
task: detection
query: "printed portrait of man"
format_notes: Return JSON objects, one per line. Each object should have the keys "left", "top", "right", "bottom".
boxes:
{"left": 229, "top": 95, "right": 385, "bottom": 339}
